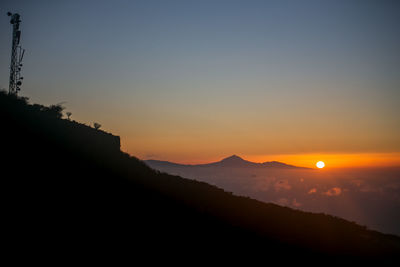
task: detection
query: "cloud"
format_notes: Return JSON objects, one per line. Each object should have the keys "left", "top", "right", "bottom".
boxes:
{"left": 385, "top": 183, "right": 400, "bottom": 190}
{"left": 323, "top": 187, "right": 342, "bottom": 196}
{"left": 292, "top": 199, "right": 302, "bottom": 207}
{"left": 359, "top": 185, "right": 381, "bottom": 193}
{"left": 251, "top": 177, "right": 276, "bottom": 192}
{"left": 276, "top": 198, "right": 289, "bottom": 206}
{"left": 351, "top": 179, "right": 363, "bottom": 187}
{"left": 308, "top": 188, "right": 317, "bottom": 194}
{"left": 274, "top": 180, "right": 291, "bottom": 192}
{"left": 351, "top": 179, "right": 383, "bottom": 193}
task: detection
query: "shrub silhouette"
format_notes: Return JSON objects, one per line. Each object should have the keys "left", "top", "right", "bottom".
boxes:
{"left": 93, "top": 122, "right": 101, "bottom": 130}
{"left": 47, "top": 104, "right": 64, "bottom": 118}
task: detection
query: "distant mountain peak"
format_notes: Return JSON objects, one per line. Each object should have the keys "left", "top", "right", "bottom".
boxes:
{"left": 214, "top": 154, "right": 256, "bottom": 167}
{"left": 221, "top": 155, "right": 245, "bottom": 161}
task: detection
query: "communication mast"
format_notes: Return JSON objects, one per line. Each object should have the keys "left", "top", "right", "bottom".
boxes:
{"left": 7, "top": 12, "right": 25, "bottom": 95}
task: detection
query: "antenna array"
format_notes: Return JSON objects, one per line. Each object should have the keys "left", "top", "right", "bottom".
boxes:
{"left": 7, "top": 12, "right": 25, "bottom": 95}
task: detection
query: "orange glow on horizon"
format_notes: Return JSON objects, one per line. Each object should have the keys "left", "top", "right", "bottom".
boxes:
{"left": 246, "top": 152, "right": 400, "bottom": 169}
{"left": 137, "top": 152, "right": 400, "bottom": 169}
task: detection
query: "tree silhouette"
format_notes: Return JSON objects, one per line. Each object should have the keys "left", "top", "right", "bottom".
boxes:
{"left": 66, "top": 112, "right": 72, "bottom": 120}
{"left": 94, "top": 122, "right": 101, "bottom": 130}
{"left": 45, "top": 104, "right": 64, "bottom": 119}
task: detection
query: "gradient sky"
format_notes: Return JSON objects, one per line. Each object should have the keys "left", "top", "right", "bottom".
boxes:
{"left": 1, "top": 0, "right": 399, "bottom": 166}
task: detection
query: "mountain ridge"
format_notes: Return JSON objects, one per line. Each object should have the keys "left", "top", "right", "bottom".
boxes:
{"left": 146, "top": 154, "right": 309, "bottom": 169}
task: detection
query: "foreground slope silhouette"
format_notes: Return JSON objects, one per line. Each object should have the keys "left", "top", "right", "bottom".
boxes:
{"left": 1, "top": 91, "right": 399, "bottom": 262}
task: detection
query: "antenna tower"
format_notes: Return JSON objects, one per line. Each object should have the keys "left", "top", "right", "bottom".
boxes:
{"left": 7, "top": 12, "right": 25, "bottom": 95}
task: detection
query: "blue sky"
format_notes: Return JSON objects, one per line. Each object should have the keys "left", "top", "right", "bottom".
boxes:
{"left": 1, "top": 0, "right": 399, "bottom": 162}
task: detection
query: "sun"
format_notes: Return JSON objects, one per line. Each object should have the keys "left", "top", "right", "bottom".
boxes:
{"left": 316, "top": 161, "right": 325, "bottom": 169}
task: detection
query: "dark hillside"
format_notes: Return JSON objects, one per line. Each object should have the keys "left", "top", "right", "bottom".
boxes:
{"left": 1, "top": 91, "right": 399, "bottom": 262}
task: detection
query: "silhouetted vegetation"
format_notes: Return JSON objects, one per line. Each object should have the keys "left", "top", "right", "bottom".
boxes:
{"left": 93, "top": 122, "right": 101, "bottom": 130}
{"left": 1, "top": 91, "right": 399, "bottom": 262}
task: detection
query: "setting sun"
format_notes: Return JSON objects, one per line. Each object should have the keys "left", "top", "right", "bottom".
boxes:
{"left": 316, "top": 161, "right": 325, "bottom": 169}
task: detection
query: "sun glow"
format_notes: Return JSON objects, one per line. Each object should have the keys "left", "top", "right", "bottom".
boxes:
{"left": 316, "top": 161, "right": 325, "bottom": 169}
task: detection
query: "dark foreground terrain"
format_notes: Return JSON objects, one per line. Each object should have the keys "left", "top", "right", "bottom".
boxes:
{"left": 1, "top": 91, "right": 399, "bottom": 263}
{"left": 146, "top": 157, "right": 400, "bottom": 236}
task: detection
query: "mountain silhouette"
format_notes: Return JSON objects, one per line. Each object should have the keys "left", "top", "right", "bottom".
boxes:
{"left": 218, "top": 154, "right": 251, "bottom": 165}
{"left": 1, "top": 91, "right": 399, "bottom": 262}
{"left": 146, "top": 154, "right": 307, "bottom": 169}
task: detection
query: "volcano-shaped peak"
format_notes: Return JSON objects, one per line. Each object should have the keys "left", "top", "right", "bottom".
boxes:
{"left": 215, "top": 155, "right": 256, "bottom": 167}
{"left": 222, "top": 155, "right": 245, "bottom": 162}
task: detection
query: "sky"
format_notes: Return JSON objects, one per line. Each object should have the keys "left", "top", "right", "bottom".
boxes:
{"left": 1, "top": 0, "right": 400, "bottom": 167}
